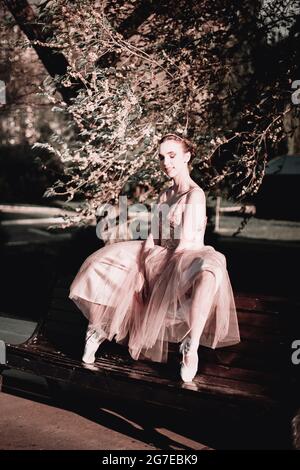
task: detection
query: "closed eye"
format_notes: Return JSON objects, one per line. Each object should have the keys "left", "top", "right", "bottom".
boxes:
{"left": 158, "top": 153, "right": 175, "bottom": 160}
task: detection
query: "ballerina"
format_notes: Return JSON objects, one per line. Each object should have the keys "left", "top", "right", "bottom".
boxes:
{"left": 69, "top": 133, "right": 240, "bottom": 382}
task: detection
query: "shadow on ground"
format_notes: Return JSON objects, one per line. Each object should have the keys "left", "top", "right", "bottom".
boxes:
{"left": 0, "top": 370, "right": 292, "bottom": 450}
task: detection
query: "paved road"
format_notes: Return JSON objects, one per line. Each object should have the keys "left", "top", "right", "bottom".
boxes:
{"left": 0, "top": 382, "right": 211, "bottom": 450}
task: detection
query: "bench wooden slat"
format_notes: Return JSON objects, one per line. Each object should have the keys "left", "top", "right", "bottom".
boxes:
{"left": 29, "top": 320, "right": 288, "bottom": 377}
{"left": 6, "top": 342, "right": 280, "bottom": 409}
{"left": 42, "top": 316, "right": 286, "bottom": 373}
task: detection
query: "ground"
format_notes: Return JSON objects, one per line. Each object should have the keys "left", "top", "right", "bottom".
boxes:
{"left": 0, "top": 373, "right": 211, "bottom": 450}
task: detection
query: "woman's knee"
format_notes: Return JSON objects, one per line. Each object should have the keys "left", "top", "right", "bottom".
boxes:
{"left": 194, "top": 269, "right": 216, "bottom": 287}
{"left": 196, "top": 268, "right": 223, "bottom": 294}
{"left": 200, "top": 269, "right": 216, "bottom": 282}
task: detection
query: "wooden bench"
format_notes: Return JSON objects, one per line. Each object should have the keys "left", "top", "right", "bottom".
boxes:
{"left": 1, "top": 274, "right": 299, "bottom": 448}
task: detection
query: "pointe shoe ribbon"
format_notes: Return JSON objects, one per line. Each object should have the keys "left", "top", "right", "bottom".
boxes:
{"left": 82, "top": 327, "right": 106, "bottom": 364}
{"left": 179, "top": 336, "right": 199, "bottom": 383}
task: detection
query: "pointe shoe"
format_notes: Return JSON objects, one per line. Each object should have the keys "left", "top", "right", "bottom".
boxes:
{"left": 179, "top": 336, "right": 199, "bottom": 383}
{"left": 82, "top": 327, "right": 105, "bottom": 364}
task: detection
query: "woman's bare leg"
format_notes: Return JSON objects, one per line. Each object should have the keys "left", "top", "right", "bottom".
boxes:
{"left": 183, "top": 270, "right": 216, "bottom": 366}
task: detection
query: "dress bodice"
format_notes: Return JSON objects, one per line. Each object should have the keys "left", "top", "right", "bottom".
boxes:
{"left": 155, "top": 187, "right": 206, "bottom": 250}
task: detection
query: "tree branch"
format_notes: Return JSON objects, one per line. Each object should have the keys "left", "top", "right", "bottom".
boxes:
{"left": 3, "top": 0, "right": 85, "bottom": 103}
{"left": 96, "top": 0, "right": 165, "bottom": 67}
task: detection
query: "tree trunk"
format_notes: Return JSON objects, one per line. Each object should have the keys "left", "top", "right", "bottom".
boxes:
{"left": 3, "top": 0, "right": 85, "bottom": 104}
{"left": 4, "top": 0, "right": 161, "bottom": 102}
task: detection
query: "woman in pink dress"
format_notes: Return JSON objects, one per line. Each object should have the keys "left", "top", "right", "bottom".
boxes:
{"left": 69, "top": 133, "right": 240, "bottom": 382}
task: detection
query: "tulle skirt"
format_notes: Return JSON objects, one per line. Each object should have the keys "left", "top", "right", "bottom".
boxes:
{"left": 69, "top": 240, "right": 240, "bottom": 363}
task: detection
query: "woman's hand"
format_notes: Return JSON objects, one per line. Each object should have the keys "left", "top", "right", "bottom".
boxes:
{"left": 144, "top": 233, "right": 155, "bottom": 251}
{"left": 173, "top": 245, "right": 187, "bottom": 255}
{"left": 139, "top": 233, "right": 155, "bottom": 266}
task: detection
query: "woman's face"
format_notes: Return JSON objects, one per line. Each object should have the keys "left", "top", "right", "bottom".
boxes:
{"left": 158, "top": 140, "right": 190, "bottom": 177}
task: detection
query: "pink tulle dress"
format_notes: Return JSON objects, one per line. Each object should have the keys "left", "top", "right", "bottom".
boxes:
{"left": 69, "top": 186, "right": 240, "bottom": 363}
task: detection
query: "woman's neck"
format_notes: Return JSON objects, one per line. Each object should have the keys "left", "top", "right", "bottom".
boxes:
{"left": 171, "top": 176, "right": 194, "bottom": 194}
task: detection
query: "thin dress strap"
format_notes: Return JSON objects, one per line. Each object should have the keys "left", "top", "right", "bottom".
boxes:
{"left": 167, "top": 186, "right": 203, "bottom": 205}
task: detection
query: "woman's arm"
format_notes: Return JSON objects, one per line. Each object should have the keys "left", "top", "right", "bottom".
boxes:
{"left": 173, "top": 189, "right": 207, "bottom": 253}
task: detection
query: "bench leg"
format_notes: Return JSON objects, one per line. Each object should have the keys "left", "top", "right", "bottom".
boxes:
{"left": 0, "top": 339, "right": 7, "bottom": 393}
{"left": 0, "top": 367, "right": 5, "bottom": 392}
{"left": 292, "top": 408, "right": 300, "bottom": 449}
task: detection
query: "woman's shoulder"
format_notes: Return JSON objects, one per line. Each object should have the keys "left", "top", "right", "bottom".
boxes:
{"left": 189, "top": 184, "right": 204, "bottom": 193}
{"left": 186, "top": 184, "right": 205, "bottom": 200}
{"left": 182, "top": 186, "right": 206, "bottom": 210}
